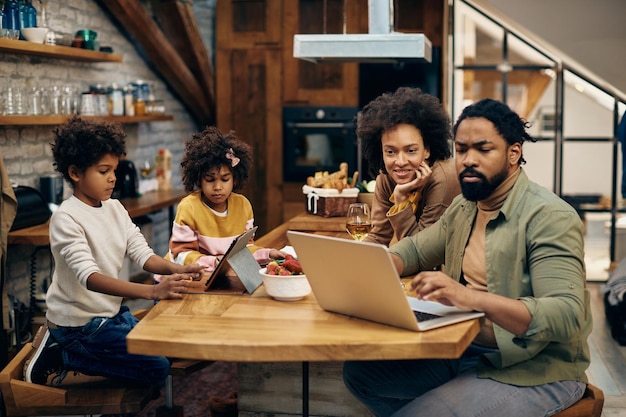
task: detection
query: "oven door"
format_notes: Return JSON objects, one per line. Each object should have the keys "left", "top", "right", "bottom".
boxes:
{"left": 283, "top": 121, "right": 357, "bottom": 182}
{"left": 283, "top": 120, "right": 359, "bottom": 182}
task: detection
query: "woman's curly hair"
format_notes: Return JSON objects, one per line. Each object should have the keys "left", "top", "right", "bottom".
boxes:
{"left": 358, "top": 87, "right": 452, "bottom": 178}
{"left": 51, "top": 116, "right": 126, "bottom": 186}
{"left": 452, "top": 98, "right": 537, "bottom": 165}
{"left": 180, "top": 126, "right": 252, "bottom": 193}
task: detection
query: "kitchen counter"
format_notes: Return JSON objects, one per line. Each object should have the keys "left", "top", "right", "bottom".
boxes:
{"left": 7, "top": 189, "right": 187, "bottom": 246}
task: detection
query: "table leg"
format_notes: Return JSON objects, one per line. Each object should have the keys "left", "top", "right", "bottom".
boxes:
{"left": 303, "top": 361, "right": 309, "bottom": 417}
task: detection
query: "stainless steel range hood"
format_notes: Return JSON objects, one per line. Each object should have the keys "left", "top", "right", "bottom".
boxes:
{"left": 293, "top": 0, "right": 432, "bottom": 64}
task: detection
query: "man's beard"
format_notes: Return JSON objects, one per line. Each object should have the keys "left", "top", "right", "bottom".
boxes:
{"left": 459, "top": 167, "right": 507, "bottom": 202}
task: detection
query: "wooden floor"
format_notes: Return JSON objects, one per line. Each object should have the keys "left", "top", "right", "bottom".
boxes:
{"left": 587, "top": 282, "right": 626, "bottom": 416}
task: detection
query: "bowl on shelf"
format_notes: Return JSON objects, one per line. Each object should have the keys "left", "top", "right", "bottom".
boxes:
{"left": 75, "top": 29, "right": 97, "bottom": 41}
{"left": 22, "top": 27, "right": 49, "bottom": 43}
{"left": 259, "top": 267, "right": 311, "bottom": 301}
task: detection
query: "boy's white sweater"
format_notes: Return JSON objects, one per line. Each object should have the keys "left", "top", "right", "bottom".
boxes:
{"left": 46, "top": 195, "right": 154, "bottom": 327}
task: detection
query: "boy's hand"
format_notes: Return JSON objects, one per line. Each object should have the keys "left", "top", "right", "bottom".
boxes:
{"left": 153, "top": 274, "right": 192, "bottom": 300}
{"left": 180, "top": 263, "right": 204, "bottom": 280}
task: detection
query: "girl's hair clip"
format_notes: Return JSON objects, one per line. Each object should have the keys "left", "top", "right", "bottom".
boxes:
{"left": 225, "top": 148, "right": 240, "bottom": 167}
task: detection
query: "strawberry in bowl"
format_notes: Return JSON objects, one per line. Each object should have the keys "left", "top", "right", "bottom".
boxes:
{"left": 260, "top": 254, "right": 310, "bottom": 301}
{"left": 265, "top": 254, "right": 304, "bottom": 276}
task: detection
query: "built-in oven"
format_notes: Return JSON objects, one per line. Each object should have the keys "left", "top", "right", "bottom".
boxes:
{"left": 283, "top": 106, "right": 361, "bottom": 183}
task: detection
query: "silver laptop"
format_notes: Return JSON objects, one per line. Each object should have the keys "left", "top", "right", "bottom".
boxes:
{"left": 286, "top": 231, "right": 484, "bottom": 331}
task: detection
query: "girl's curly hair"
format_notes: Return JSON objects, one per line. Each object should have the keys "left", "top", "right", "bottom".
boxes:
{"left": 180, "top": 126, "right": 252, "bottom": 192}
{"left": 51, "top": 116, "right": 126, "bottom": 186}
{"left": 358, "top": 87, "right": 452, "bottom": 178}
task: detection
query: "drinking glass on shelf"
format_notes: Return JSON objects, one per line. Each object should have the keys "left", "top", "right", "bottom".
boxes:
{"left": 140, "top": 160, "right": 154, "bottom": 179}
{"left": 345, "top": 202, "right": 371, "bottom": 241}
{"left": 61, "top": 85, "right": 77, "bottom": 115}
{"left": 48, "top": 85, "right": 62, "bottom": 115}
{"left": 4, "top": 87, "right": 26, "bottom": 115}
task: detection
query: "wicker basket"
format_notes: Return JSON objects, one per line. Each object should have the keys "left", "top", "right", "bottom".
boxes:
{"left": 303, "top": 185, "right": 359, "bottom": 217}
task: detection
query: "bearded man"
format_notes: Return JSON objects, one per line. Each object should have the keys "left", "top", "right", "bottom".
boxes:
{"left": 343, "top": 98, "right": 591, "bottom": 417}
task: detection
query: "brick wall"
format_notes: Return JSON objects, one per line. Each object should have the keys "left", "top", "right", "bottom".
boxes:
{"left": 1, "top": 0, "right": 215, "bottom": 332}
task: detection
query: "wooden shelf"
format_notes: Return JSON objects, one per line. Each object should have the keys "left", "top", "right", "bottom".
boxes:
{"left": 0, "top": 38, "right": 122, "bottom": 62}
{"left": 0, "top": 114, "right": 174, "bottom": 126}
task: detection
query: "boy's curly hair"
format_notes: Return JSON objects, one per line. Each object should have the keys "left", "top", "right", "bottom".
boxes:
{"left": 51, "top": 116, "right": 126, "bottom": 186}
{"left": 180, "top": 126, "right": 252, "bottom": 193}
{"left": 357, "top": 87, "right": 452, "bottom": 178}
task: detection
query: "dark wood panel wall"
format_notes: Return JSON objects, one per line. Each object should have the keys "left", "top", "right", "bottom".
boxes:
{"left": 282, "top": 0, "right": 365, "bottom": 107}
{"left": 216, "top": 0, "right": 445, "bottom": 235}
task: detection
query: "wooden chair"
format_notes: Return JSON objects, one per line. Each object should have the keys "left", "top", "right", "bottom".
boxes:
{"left": 552, "top": 383, "right": 604, "bottom": 417}
{"left": 0, "top": 341, "right": 159, "bottom": 416}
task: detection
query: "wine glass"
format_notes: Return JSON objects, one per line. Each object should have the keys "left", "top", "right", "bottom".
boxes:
{"left": 140, "top": 160, "right": 154, "bottom": 179}
{"left": 345, "top": 203, "right": 371, "bottom": 241}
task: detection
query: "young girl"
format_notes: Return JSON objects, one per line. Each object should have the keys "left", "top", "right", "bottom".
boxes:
{"left": 24, "top": 116, "right": 203, "bottom": 387}
{"left": 164, "top": 126, "right": 283, "bottom": 275}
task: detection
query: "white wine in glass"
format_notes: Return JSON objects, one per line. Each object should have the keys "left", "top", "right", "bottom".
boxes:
{"left": 140, "top": 160, "right": 154, "bottom": 179}
{"left": 346, "top": 203, "right": 372, "bottom": 241}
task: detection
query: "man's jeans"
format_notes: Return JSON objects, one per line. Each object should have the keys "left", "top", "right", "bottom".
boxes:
{"left": 49, "top": 305, "right": 170, "bottom": 386}
{"left": 343, "top": 344, "right": 586, "bottom": 417}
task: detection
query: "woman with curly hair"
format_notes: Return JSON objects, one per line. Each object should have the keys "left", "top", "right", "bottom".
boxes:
{"left": 358, "top": 87, "right": 460, "bottom": 246}
{"left": 164, "top": 126, "right": 284, "bottom": 275}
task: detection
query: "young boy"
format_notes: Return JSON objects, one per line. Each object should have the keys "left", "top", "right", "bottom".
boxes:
{"left": 24, "top": 116, "right": 203, "bottom": 386}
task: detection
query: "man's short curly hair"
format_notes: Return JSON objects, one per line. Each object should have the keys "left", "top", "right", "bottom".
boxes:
{"left": 358, "top": 87, "right": 452, "bottom": 178}
{"left": 452, "top": 98, "right": 537, "bottom": 165}
{"left": 51, "top": 116, "right": 126, "bottom": 186}
{"left": 180, "top": 126, "right": 252, "bottom": 193}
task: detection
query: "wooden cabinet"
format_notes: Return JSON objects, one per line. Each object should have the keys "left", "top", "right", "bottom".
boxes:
{"left": 282, "top": 0, "right": 366, "bottom": 106}
{"left": 217, "top": 0, "right": 286, "bottom": 235}
{"left": 216, "top": 47, "right": 284, "bottom": 236}
{"left": 216, "top": 0, "right": 366, "bottom": 233}
{"left": 394, "top": 0, "right": 445, "bottom": 47}
{"left": 216, "top": 0, "right": 282, "bottom": 49}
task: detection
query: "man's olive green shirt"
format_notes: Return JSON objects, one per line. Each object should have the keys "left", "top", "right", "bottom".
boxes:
{"left": 390, "top": 170, "right": 591, "bottom": 385}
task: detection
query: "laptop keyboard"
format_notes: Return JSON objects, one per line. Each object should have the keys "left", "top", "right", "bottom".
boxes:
{"left": 413, "top": 310, "right": 442, "bottom": 322}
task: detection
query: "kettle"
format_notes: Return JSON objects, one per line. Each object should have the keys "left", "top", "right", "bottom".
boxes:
{"left": 113, "top": 159, "right": 139, "bottom": 199}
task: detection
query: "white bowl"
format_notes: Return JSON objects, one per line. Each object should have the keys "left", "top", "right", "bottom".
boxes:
{"left": 259, "top": 267, "right": 311, "bottom": 301}
{"left": 22, "top": 27, "right": 49, "bottom": 43}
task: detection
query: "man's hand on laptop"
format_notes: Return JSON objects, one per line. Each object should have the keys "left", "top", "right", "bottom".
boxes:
{"left": 410, "top": 271, "right": 478, "bottom": 311}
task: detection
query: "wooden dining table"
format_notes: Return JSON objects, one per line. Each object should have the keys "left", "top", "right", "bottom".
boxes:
{"left": 126, "top": 213, "right": 481, "bottom": 417}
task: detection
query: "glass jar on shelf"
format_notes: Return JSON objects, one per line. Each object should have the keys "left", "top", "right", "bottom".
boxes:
{"left": 109, "top": 83, "right": 124, "bottom": 116}
{"left": 134, "top": 97, "right": 146, "bottom": 116}
{"left": 146, "top": 100, "right": 165, "bottom": 115}
{"left": 124, "top": 85, "right": 135, "bottom": 116}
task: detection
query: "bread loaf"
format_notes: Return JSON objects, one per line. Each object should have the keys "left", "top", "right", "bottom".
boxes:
{"left": 306, "top": 162, "right": 359, "bottom": 192}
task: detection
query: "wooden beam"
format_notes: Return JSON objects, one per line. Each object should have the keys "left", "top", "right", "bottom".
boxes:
{"left": 95, "top": 0, "right": 212, "bottom": 126}
{"left": 152, "top": 0, "right": 215, "bottom": 125}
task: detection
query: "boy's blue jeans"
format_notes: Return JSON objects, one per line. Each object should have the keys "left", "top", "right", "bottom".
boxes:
{"left": 343, "top": 344, "right": 586, "bottom": 417}
{"left": 48, "top": 305, "right": 170, "bottom": 386}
